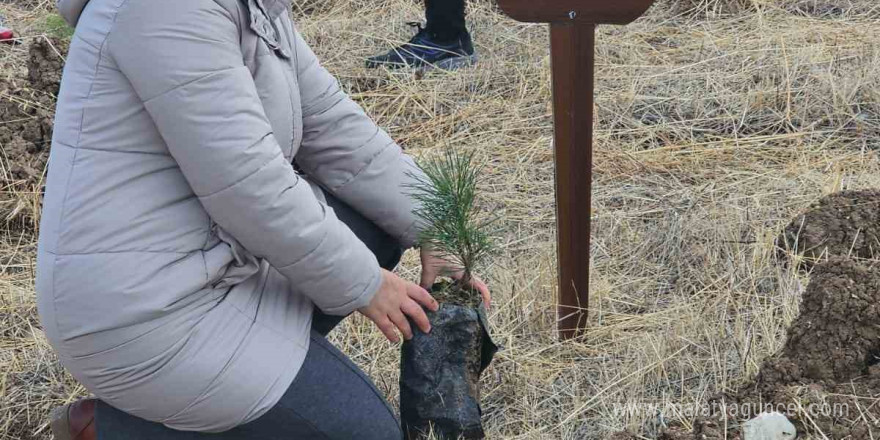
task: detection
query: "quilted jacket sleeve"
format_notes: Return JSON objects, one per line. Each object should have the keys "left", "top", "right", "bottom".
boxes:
{"left": 292, "top": 30, "right": 427, "bottom": 249}
{"left": 107, "top": 0, "right": 381, "bottom": 315}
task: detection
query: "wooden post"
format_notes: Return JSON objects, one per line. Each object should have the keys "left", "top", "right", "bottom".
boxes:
{"left": 551, "top": 22, "right": 594, "bottom": 338}
{"left": 495, "top": 0, "right": 657, "bottom": 339}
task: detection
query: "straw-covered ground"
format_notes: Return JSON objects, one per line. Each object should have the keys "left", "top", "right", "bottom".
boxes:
{"left": 1, "top": 0, "right": 879, "bottom": 438}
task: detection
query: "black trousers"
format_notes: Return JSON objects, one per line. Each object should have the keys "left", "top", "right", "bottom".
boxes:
{"left": 95, "top": 192, "right": 405, "bottom": 439}
{"left": 426, "top": 0, "right": 467, "bottom": 41}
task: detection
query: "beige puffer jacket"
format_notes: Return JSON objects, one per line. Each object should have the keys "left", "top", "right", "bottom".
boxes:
{"left": 37, "top": 0, "right": 425, "bottom": 432}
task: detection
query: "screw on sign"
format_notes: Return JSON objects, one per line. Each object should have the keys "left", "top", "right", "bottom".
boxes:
{"left": 495, "top": 0, "right": 657, "bottom": 339}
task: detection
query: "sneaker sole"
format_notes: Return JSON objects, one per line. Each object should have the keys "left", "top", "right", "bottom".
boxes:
{"left": 50, "top": 405, "right": 72, "bottom": 440}
{"left": 367, "top": 53, "right": 478, "bottom": 71}
{"left": 420, "top": 53, "right": 478, "bottom": 72}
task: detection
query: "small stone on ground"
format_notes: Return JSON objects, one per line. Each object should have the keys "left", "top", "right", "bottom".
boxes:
{"left": 743, "top": 412, "right": 796, "bottom": 440}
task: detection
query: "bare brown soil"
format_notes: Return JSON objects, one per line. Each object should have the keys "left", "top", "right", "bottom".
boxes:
{"left": 615, "top": 189, "right": 880, "bottom": 439}
{"left": 617, "top": 256, "right": 880, "bottom": 439}
{"left": 757, "top": 258, "right": 880, "bottom": 386}
{"left": 1, "top": 37, "right": 64, "bottom": 183}
{"left": 0, "top": 36, "right": 65, "bottom": 230}
{"left": 27, "top": 36, "right": 64, "bottom": 96}
{"left": 430, "top": 279, "right": 483, "bottom": 309}
{"left": 778, "top": 190, "right": 880, "bottom": 264}
{"left": 713, "top": 257, "right": 880, "bottom": 439}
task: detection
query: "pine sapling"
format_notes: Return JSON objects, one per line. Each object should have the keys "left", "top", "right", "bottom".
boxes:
{"left": 408, "top": 149, "right": 495, "bottom": 306}
{"left": 401, "top": 151, "right": 500, "bottom": 440}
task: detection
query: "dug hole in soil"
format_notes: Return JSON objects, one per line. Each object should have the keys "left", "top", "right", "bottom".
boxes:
{"left": 400, "top": 280, "right": 498, "bottom": 440}
{"left": 616, "top": 190, "right": 880, "bottom": 439}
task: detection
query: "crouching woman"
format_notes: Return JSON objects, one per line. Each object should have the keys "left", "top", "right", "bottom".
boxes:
{"left": 38, "top": 0, "right": 490, "bottom": 438}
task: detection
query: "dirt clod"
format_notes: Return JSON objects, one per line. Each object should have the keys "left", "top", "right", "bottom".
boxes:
{"left": 624, "top": 256, "right": 880, "bottom": 439}
{"left": 0, "top": 81, "right": 54, "bottom": 183}
{"left": 0, "top": 36, "right": 67, "bottom": 229}
{"left": 27, "top": 37, "right": 65, "bottom": 96}
{"left": 734, "top": 258, "right": 880, "bottom": 439}
{"left": 777, "top": 190, "right": 880, "bottom": 264}
{"left": 430, "top": 280, "right": 483, "bottom": 309}
{"left": 1, "top": 36, "right": 66, "bottom": 182}
{"left": 758, "top": 258, "right": 880, "bottom": 385}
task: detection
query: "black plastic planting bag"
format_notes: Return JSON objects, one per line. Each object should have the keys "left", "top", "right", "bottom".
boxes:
{"left": 400, "top": 300, "right": 498, "bottom": 439}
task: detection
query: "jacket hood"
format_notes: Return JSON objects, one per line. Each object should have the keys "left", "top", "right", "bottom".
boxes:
{"left": 57, "top": 0, "right": 89, "bottom": 27}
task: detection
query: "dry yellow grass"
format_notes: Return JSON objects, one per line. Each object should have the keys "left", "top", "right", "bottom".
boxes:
{"left": 1, "top": 0, "right": 879, "bottom": 438}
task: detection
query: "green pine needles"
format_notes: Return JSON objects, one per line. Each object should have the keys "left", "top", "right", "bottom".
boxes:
{"left": 409, "top": 149, "right": 495, "bottom": 285}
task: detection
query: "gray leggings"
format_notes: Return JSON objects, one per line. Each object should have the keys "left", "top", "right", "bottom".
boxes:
{"left": 96, "top": 192, "right": 404, "bottom": 439}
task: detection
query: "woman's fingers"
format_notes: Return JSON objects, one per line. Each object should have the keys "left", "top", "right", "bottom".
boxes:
{"left": 419, "top": 259, "right": 439, "bottom": 289}
{"left": 402, "top": 299, "right": 432, "bottom": 334}
{"left": 390, "top": 310, "right": 413, "bottom": 340}
{"left": 360, "top": 270, "right": 435, "bottom": 343}
{"left": 376, "top": 316, "right": 399, "bottom": 343}
{"left": 407, "top": 282, "right": 439, "bottom": 311}
{"left": 470, "top": 276, "right": 491, "bottom": 309}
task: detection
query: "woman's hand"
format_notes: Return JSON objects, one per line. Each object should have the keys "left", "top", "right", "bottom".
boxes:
{"left": 358, "top": 269, "right": 439, "bottom": 343}
{"left": 420, "top": 247, "right": 491, "bottom": 309}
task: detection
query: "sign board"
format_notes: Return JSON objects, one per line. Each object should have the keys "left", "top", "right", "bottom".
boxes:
{"left": 495, "top": 0, "right": 657, "bottom": 338}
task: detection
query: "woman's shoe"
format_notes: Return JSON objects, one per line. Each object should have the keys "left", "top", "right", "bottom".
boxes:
{"left": 50, "top": 399, "right": 97, "bottom": 440}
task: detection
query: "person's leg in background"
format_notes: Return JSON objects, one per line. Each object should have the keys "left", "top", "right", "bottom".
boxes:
{"left": 365, "top": 0, "right": 476, "bottom": 70}
{"left": 69, "top": 192, "right": 406, "bottom": 440}
{"left": 425, "top": 0, "right": 466, "bottom": 42}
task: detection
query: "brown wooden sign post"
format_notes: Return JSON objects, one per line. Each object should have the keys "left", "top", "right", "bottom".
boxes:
{"left": 495, "top": 0, "right": 656, "bottom": 339}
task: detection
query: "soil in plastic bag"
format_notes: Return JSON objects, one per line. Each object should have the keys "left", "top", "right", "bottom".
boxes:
{"left": 400, "top": 281, "right": 498, "bottom": 440}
